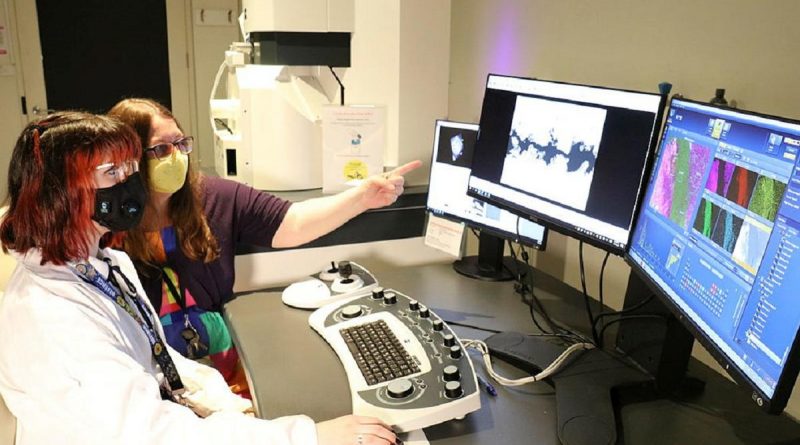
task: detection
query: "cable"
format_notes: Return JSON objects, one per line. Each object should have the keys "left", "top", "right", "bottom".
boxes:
{"left": 593, "top": 294, "right": 657, "bottom": 328}
{"left": 444, "top": 320, "right": 502, "bottom": 334}
{"left": 598, "top": 251, "right": 610, "bottom": 314}
{"left": 507, "top": 227, "right": 592, "bottom": 343}
{"left": 578, "top": 241, "right": 600, "bottom": 344}
{"left": 506, "top": 241, "right": 550, "bottom": 334}
{"left": 509, "top": 242, "right": 592, "bottom": 345}
{"left": 592, "top": 293, "right": 659, "bottom": 348}
{"left": 213, "top": 118, "right": 233, "bottom": 135}
{"left": 442, "top": 319, "right": 594, "bottom": 346}
{"left": 597, "top": 314, "right": 667, "bottom": 342}
{"left": 469, "top": 227, "right": 480, "bottom": 239}
{"left": 596, "top": 250, "right": 610, "bottom": 347}
{"left": 328, "top": 66, "right": 345, "bottom": 106}
{"left": 518, "top": 243, "right": 561, "bottom": 335}
{"left": 510, "top": 221, "right": 553, "bottom": 333}
{"left": 209, "top": 60, "right": 227, "bottom": 137}
{"left": 462, "top": 338, "right": 595, "bottom": 386}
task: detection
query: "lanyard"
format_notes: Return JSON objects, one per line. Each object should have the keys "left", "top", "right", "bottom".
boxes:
{"left": 161, "top": 267, "right": 209, "bottom": 359}
{"left": 162, "top": 269, "right": 186, "bottom": 310}
{"left": 71, "top": 259, "right": 185, "bottom": 397}
{"left": 158, "top": 228, "right": 188, "bottom": 312}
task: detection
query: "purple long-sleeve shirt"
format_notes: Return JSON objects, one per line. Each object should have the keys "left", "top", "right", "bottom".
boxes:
{"left": 137, "top": 176, "right": 292, "bottom": 313}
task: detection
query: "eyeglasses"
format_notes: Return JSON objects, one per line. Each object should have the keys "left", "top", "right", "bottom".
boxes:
{"left": 144, "top": 136, "right": 193, "bottom": 160}
{"left": 95, "top": 160, "right": 139, "bottom": 183}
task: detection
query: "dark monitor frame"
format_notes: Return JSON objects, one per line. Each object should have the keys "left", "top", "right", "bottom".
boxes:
{"left": 426, "top": 119, "right": 547, "bottom": 281}
{"left": 625, "top": 95, "right": 800, "bottom": 414}
{"left": 467, "top": 74, "right": 667, "bottom": 256}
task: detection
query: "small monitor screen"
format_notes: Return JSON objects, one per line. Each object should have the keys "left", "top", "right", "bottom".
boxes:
{"left": 629, "top": 97, "right": 800, "bottom": 410}
{"left": 467, "top": 74, "right": 664, "bottom": 253}
{"left": 427, "top": 120, "right": 546, "bottom": 248}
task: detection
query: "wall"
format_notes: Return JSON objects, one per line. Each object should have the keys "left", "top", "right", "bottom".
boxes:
{"left": 165, "top": 0, "right": 195, "bottom": 141}
{"left": 335, "top": 0, "right": 451, "bottom": 186}
{"left": 397, "top": 0, "right": 451, "bottom": 185}
{"left": 188, "top": 0, "right": 240, "bottom": 167}
{"left": 0, "top": 0, "right": 28, "bottom": 201}
{"left": 0, "top": 1, "right": 196, "bottom": 201}
{"left": 448, "top": 0, "right": 800, "bottom": 419}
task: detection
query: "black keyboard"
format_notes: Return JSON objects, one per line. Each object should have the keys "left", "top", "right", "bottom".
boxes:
{"left": 341, "top": 320, "right": 421, "bottom": 385}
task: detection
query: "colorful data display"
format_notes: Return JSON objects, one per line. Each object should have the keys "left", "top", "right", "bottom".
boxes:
{"left": 630, "top": 98, "right": 800, "bottom": 403}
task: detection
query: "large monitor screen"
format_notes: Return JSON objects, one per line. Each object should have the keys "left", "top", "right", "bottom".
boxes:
{"left": 427, "top": 120, "right": 547, "bottom": 248}
{"left": 628, "top": 97, "right": 800, "bottom": 412}
{"left": 467, "top": 74, "right": 664, "bottom": 253}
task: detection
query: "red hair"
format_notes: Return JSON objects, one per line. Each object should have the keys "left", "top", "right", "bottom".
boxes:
{"left": 0, "top": 112, "right": 141, "bottom": 265}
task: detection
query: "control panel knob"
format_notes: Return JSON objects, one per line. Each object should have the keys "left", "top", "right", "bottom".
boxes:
{"left": 341, "top": 305, "right": 363, "bottom": 319}
{"left": 443, "top": 334, "right": 456, "bottom": 347}
{"left": 371, "top": 287, "right": 385, "bottom": 299}
{"left": 444, "top": 381, "right": 463, "bottom": 399}
{"left": 432, "top": 319, "right": 444, "bottom": 331}
{"left": 409, "top": 300, "right": 420, "bottom": 311}
{"left": 443, "top": 365, "right": 460, "bottom": 382}
{"left": 338, "top": 261, "right": 353, "bottom": 279}
{"left": 450, "top": 345, "right": 462, "bottom": 359}
{"left": 387, "top": 379, "right": 414, "bottom": 399}
{"left": 320, "top": 261, "right": 339, "bottom": 281}
{"left": 419, "top": 306, "right": 430, "bottom": 318}
{"left": 383, "top": 292, "right": 397, "bottom": 305}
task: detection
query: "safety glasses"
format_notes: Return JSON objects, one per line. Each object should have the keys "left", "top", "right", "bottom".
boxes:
{"left": 94, "top": 159, "right": 140, "bottom": 184}
{"left": 144, "top": 136, "right": 194, "bottom": 160}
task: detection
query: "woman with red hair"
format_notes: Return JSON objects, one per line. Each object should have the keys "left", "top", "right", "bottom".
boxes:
{"left": 0, "top": 112, "right": 397, "bottom": 444}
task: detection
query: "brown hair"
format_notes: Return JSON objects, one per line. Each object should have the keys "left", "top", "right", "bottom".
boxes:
{"left": 108, "top": 98, "right": 219, "bottom": 266}
{"left": 1, "top": 112, "right": 141, "bottom": 265}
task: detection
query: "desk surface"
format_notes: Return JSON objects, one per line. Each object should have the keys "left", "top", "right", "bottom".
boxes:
{"left": 224, "top": 259, "right": 800, "bottom": 444}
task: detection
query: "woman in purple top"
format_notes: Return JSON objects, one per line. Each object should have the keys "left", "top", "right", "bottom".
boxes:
{"left": 109, "top": 98, "right": 417, "bottom": 445}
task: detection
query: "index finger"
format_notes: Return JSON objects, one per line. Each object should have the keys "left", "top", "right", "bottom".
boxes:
{"left": 387, "top": 160, "right": 423, "bottom": 177}
{"left": 352, "top": 415, "right": 393, "bottom": 430}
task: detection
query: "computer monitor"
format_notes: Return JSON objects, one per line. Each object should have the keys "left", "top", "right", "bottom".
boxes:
{"left": 427, "top": 120, "right": 547, "bottom": 280}
{"left": 467, "top": 74, "right": 665, "bottom": 254}
{"left": 628, "top": 97, "right": 800, "bottom": 413}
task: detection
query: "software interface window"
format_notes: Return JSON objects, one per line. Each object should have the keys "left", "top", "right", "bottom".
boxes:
{"left": 629, "top": 99, "right": 800, "bottom": 405}
{"left": 426, "top": 120, "right": 546, "bottom": 247}
{"left": 468, "top": 75, "right": 663, "bottom": 253}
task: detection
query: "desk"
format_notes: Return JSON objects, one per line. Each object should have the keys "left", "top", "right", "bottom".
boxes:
{"left": 224, "top": 260, "right": 800, "bottom": 444}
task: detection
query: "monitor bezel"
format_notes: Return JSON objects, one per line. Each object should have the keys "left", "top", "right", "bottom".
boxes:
{"left": 426, "top": 119, "right": 548, "bottom": 251}
{"left": 466, "top": 73, "right": 667, "bottom": 256}
{"left": 624, "top": 95, "right": 800, "bottom": 413}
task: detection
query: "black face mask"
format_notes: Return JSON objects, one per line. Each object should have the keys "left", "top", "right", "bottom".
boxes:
{"left": 93, "top": 172, "right": 147, "bottom": 232}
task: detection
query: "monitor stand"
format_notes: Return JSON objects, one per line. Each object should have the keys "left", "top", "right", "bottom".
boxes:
{"left": 484, "top": 272, "right": 699, "bottom": 445}
{"left": 485, "top": 332, "right": 652, "bottom": 445}
{"left": 452, "top": 231, "right": 514, "bottom": 281}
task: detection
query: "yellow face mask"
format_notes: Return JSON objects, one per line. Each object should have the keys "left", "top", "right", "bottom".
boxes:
{"left": 147, "top": 151, "right": 189, "bottom": 194}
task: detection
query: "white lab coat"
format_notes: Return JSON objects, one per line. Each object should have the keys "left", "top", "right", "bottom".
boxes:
{"left": 0, "top": 248, "right": 317, "bottom": 444}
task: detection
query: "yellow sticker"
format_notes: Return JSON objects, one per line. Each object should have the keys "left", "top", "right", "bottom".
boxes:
{"left": 154, "top": 343, "right": 163, "bottom": 355}
{"left": 343, "top": 160, "right": 368, "bottom": 180}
